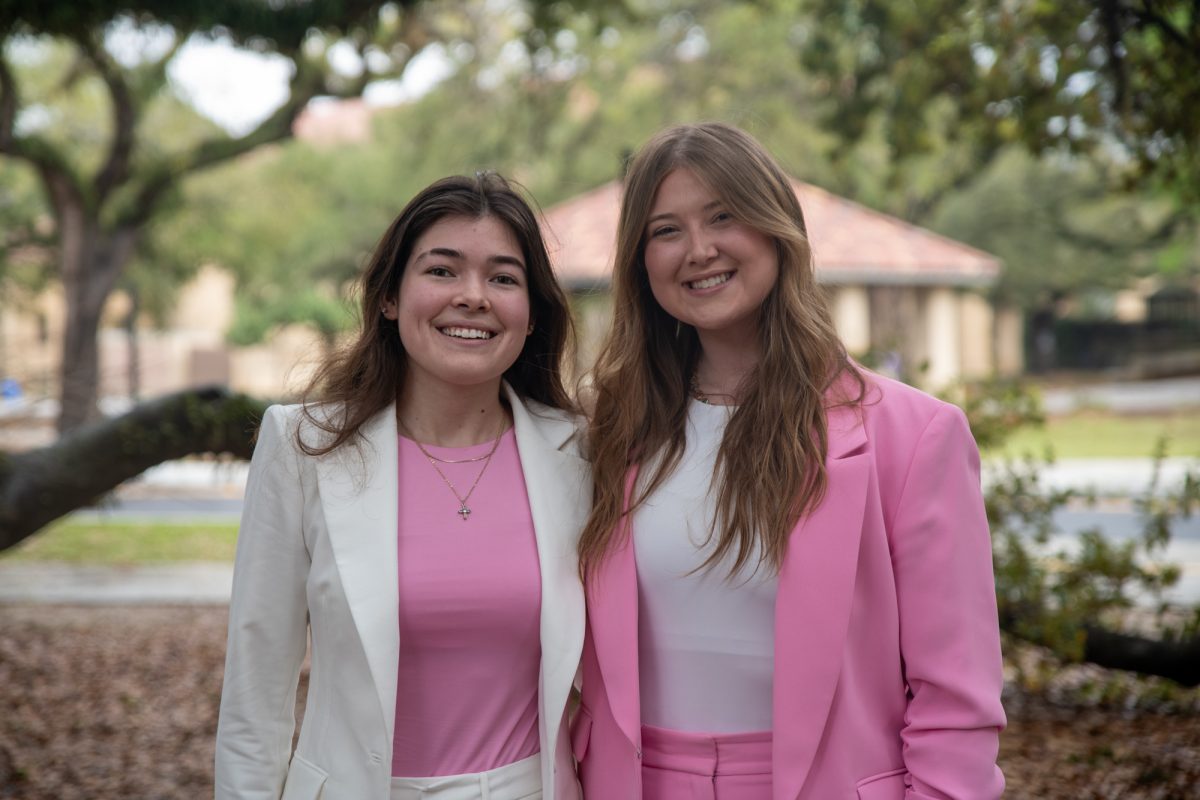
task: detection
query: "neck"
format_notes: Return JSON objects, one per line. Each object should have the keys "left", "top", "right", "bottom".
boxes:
{"left": 694, "top": 330, "right": 760, "bottom": 403}
{"left": 397, "top": 379, "right": 510, "bottom": 446}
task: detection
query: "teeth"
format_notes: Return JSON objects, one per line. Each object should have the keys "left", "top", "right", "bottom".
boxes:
{"left": 440, "top": 327, "right": 493, "bottom": 340}
{"left": 688, "top": 273, "right": 732, "bottom": 290}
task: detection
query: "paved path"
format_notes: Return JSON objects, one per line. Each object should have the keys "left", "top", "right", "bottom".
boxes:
{"left": 1040, "top": 376, "right": 1200, "bottom": 414}
{"left": 0, "top": 561, "right": 233, "bottom": 604}
{"left": 989, "top": 457, "right": 1197, "bottom": 496}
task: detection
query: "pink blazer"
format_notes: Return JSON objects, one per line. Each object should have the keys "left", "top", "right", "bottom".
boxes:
{"left": 572, "top": 373, "right": 1006, "bottom": 800}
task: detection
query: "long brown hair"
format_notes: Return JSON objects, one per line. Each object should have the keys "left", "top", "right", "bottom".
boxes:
{"left": 298, "top": 172, "right": 575, "bottom": 455}
{"left": 579, "top": 122, "right": 863, "bottom": 577}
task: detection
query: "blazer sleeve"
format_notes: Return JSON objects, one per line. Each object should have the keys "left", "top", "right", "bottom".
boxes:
{"left": 888, "top": 403, "right": 1006, "bottom": 800}
{"left": 215, "top": 405, "right": 312, "bottom": 800}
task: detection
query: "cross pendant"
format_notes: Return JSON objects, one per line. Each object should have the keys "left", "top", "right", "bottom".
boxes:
{"left": 457, "top": 504, "right": 471, "bottom": 521}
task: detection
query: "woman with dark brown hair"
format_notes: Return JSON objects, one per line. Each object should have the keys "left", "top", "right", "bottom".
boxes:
{"left": 216, "top": 173, "right": 589, "bottom": 800}
{"left": 572, "top": 123, "right": 1005, "bottom": 799}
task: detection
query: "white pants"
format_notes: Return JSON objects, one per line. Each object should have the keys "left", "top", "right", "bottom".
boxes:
{"left": 389, "top": 753, "right": 542, "bottom": 800}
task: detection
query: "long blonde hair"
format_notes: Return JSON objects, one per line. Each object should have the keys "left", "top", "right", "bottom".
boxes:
{"left": 579, "top": 122, "right": 862, "bottom": 578}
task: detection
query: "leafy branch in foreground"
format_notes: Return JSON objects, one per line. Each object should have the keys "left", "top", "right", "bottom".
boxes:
{"left": 964, "top": 379, "right": 1200, "bottom": 685}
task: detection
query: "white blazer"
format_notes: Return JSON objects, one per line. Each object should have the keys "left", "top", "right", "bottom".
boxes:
{"left": 215, "top": 386, "right": 590, "bottom": 800}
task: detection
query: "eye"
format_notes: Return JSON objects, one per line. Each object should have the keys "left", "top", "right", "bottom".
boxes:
{"left": 426, "top": 266, "right": 453, "bottom": 277}
{"left": 492, "top": 273, "right": 522, "bottom": 286}
{"left": 649, "top": 224, "right": 678, "bottom": 239}
{"left": 712, "top": 210, "right": 733, "bottom": 224}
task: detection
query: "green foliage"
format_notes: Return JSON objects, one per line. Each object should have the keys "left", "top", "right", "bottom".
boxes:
{"left": 957, "top": 377, "right": 1044, "bottom": 451}
{"left": 964, "top": 380, "right": 1200, "bottom": 674}
{"left": 1, "top": 0, "right": 400, "bottom": 46}
{"left": 5, "top": 0, "right": 589, "bottom": 428}
{"left": 169, "top": 0, "right": 862, "bottom": 341}
{"left": 928, "top": 148, "right": 1192, "bottom": 307}
{"left": 161, "top": 0, "right": 1198, "bottom": 350}
{"left": 0, "top": 160, "right": 49, "bottom": 289}
{"left": 798, "top": 0, "right": 1200, "bottom": 203}
{"left": 227, "top": 288, "right": 353, "bottom": 347}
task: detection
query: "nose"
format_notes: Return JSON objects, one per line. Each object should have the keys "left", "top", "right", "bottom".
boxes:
{"left": 453, "top": 274, "right": 490, "bottom": 311}
{"left": 686, "top": 228, "right": 718, "bottom": 266}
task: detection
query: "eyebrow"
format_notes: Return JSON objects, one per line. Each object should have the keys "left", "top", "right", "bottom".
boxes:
{"left": 646, "top": 200, "right": 723, "bottom": 226}
{"left": 415, "top": 247, "right": 525, "bottom": 269}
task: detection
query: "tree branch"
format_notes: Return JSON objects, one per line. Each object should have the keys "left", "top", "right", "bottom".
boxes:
{"left": 1000, "top": 606, "right": 1200, "bottom": 686}
{"left": 117, "top": 54, "right": 329, "bottom": 228}
{"left": 141, "top": 32, "right": 185, "bottom": 95}
{"left": 117, "top": 7, "right": 426, "bottom": 228}
{"left": 0, "top": 387, "right": 269, "bottom": 551}
{"left": 0, "top": 51, "right": 16, "bottom": 143}
{"left": 80, "top": 34, "right": 137, "bottom": 204}
{"left": 1081, "top": 623, "right": 1200, "bottom": 686}
{"left": 1130, "top": 0, "right": 1193, "bottom": 52}
{"left": 0, "top": 54, "right": 89, "bottom": 217}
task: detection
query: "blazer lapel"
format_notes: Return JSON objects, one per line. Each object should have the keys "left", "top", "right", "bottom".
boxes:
{"left": 505, "top": 388, "right": 590, "bottom": 789}
{"left": 315, "top": 405, "right": 401, "bottom": 743}
{"left": 773, "top": 404, "right": 870, "bottom": 800}
{"left": 586, "top": 466, "right": 642, "bottom": 751}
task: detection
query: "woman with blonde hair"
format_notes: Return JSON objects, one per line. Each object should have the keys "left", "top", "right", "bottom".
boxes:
{"left": 216, "top": 173, "right": 589, "bottom": 800}
{"left": 572, "top": 123, "right": 1005, "bottom": 799}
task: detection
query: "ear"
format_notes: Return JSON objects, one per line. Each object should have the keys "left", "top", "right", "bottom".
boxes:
{"left": 526, "top": 320, "right": 535, "bottom": 336}
{"left": 381, "top": 298, "right": 399, "bottom": 320}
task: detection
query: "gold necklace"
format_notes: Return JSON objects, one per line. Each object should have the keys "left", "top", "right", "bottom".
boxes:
{"left": 689, "top": 375, "right": 738, "bottom": 406}
{"left": 689, "top": 375, "right": 713, "bottom": 405}
{"left": 399, "top": 421, "right": 505, "bottom": 521}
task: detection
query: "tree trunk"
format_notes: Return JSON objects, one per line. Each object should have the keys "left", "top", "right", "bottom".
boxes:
{"left": 126, "top": 286, "right": 140, "bottom": 402}
{"left": 56, "top": 217, "right": 139, "bottom": 433}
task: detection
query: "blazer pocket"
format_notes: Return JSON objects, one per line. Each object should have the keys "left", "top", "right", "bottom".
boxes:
{"left": 281, "top": 753, "right": 328, "bottom": 800}
{"left": 856, "top": 767, "right": 906, "bottom": 800}
{"left": 570, "top": 706, "right": 593, "bottom": 763}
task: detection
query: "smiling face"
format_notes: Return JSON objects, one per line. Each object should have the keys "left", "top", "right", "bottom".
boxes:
{"left": 642, "top": 167, "right": 779, "bottom": 353}
{"left": 382, "top": 214, "right": 531, "bottom": 397}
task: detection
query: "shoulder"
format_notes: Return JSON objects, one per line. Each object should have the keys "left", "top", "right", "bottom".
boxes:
{"left": 510, "top": 394, "right": 587, "bottom": 456}
{"left": 847, "top": 367, "right": 975, "bottom": 456}
{"left": 257, "top": 401, "right": 351, "bottom": 454}
{"left": 862, "top": 370, "right": 955, "bottom": 419}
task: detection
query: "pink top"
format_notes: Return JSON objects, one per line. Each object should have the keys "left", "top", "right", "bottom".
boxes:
{"left": 391, "top": 429, "right": 542, "bottom": 777}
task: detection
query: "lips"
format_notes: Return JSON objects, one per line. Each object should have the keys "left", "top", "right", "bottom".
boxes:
{"left": 438, "top": 326, "right": 495, "bottom": 340}
{"left": 685, "top": 271, "right": 733, "bottom": 290}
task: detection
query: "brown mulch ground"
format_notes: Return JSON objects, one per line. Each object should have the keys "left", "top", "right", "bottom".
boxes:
{"left": 1, "top": 605, "right": 1198, "bottom": 799}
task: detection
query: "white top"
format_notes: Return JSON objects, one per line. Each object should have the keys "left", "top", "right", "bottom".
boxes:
{"left": 632, "top": 400, "right": 778, "bottom": 733}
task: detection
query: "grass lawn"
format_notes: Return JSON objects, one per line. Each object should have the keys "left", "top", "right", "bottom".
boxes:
{"left": 2, "top": 518, "right": 239, "bottom": 564}
{"left": 986, "top": 411, "right": 1200, "bottom": 460}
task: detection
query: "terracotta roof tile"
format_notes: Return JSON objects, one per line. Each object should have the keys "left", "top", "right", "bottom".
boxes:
{"left": 542, "top": 179, "right": 1000, "bottom": 289}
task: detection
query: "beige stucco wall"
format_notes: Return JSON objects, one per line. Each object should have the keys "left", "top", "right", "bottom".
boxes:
{"left": 172, "top": 264, "right": 236, "bottom": 337}
{"left": 230, "top": 325, "right": 326, "bottom": 399}
{"left": 831, "top": 285, "right": 871, "bottom": 355}
{"left": 924, "top": 287, "right": 961, "bottom": 390}
{"left": 5, "top": 265, "right": 328, "bottom": 403}
{"left": 994, "top": 306, "right": 1024, "bottom": 376}
{"left": 1113, "top": 289, "right": 1147, "bottom": 323}
{"left": 959, "top": 292, "right": 994, "bottom": 378}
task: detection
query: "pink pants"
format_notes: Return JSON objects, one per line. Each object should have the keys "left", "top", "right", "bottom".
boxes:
{"left": 640, "top": 725, "right": 772, "bottom": 800}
